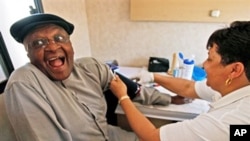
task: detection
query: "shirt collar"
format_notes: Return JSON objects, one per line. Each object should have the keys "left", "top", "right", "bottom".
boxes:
{"left": 210, "top": 85, "right": 250, "bottom": 109}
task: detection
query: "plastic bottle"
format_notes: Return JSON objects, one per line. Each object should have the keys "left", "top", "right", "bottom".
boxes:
{"left": 171, "top": 53, "right": 180, "bottom": 77}
{"left": 173, "top": 60, "right": 181, "bottom": 77}
{"left": 181, "top": 58, "right": 195, "bottom": 80}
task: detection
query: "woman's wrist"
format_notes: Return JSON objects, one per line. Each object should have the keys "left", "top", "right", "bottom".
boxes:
{"left": 118, "top": 95, "right": 130, "bottom": 104}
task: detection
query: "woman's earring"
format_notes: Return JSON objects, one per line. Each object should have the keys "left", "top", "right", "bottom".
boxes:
{"left": 225, "top": 78, "right": 232, "bottom": 86}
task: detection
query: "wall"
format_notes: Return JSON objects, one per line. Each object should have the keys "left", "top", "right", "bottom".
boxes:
{"left": 2, "top": 0, "right": 230, "bottom": 69}
{"left": 85, "top": 0, "right": 227, "bottom": 67}
{"left": 42, "top": 0, "right": 91, "bottom": 59}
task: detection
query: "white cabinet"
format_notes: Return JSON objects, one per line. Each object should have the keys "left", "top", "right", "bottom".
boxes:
{"left": 130, "top": 0, "right": 250, "bottom": 23}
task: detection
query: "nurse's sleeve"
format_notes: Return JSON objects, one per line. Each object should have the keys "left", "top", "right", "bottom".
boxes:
{"left": 194, "top": 80, "right": 221, "bottom": 102}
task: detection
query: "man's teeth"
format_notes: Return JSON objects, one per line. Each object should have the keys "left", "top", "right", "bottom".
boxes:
{"left": 49, "top": 57, "right": 58, "bottom": 61}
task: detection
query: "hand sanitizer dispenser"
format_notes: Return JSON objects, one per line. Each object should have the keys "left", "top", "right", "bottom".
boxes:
{"left": 182, "top": 57, "right": 195, "bottom": 80}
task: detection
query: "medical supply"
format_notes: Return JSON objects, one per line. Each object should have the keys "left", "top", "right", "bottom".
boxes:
{"left": 182, "top": 58, "right": 195, "bottom": 80}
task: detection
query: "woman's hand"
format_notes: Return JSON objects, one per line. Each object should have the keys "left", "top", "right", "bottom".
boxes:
{"left": 109, "top": 75, "right": 128, "bottom": 99}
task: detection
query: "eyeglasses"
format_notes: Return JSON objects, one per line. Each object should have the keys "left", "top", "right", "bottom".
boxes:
{"left": 28, "top": 34, "right": 70, "bottom": 50}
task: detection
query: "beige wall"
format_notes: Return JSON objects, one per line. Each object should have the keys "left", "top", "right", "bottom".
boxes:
{"left": 43, "top": 0, "right": 228, "bottom": 67}
{"left": 85, "top": 0, "right": 227, "bottom": 67}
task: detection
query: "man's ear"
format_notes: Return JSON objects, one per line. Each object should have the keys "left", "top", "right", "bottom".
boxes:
{"left": 24, "top": 45, "right": 30, "bottom": 58}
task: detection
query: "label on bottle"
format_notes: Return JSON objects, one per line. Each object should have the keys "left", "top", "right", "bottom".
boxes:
{"left": 181, "top": 59, "right": 194, "bottom": 80}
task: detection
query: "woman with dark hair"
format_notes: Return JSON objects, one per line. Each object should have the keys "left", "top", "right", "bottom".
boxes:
{"left": 110, "top": 21, "right": 250, "bottom": 141}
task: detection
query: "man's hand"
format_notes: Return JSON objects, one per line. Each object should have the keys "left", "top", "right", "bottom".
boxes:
{"left": 171, "top": 95, "right": 193, "bottom": 105}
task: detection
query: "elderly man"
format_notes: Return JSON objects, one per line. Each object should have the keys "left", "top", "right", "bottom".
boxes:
{"left": 2, "top": 13, "right": 185, "bottom": 141}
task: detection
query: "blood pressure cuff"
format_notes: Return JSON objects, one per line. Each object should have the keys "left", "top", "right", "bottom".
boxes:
{"left": 104, "top": 72, "right": 140, "bottom": 125}
{"left": 148, "top": 57, "right": 169, "bottom": 72}
{"left": 104, "top": 71, "right": 172, "bottom": 125}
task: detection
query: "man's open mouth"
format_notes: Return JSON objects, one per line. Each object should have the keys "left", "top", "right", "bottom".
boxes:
{"left": 47, "top": 56, "right": 65, "bottom": 67}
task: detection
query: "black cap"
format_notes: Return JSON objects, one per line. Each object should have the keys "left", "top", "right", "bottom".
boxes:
{"left": 10, "top": 13, "right": 74, "bottom": 43}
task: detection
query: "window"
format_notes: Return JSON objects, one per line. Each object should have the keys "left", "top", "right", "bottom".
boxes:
{"left": 0, "top": 32, "right": 14, "bottom": 93}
